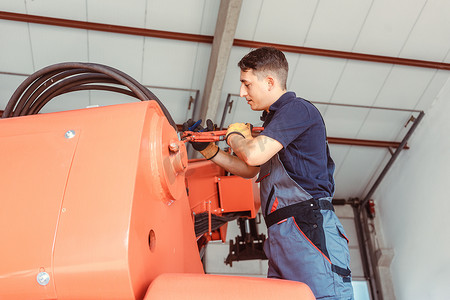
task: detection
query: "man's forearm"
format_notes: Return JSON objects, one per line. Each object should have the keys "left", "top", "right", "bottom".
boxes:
{"left": 228, "top": 134, "right": 283, "bottom": 166}
{"left": 210, "top": 148, "right": 259, "bottom": 178}
{"left": 228, "top": 135, "right": 254, "bottom": 165}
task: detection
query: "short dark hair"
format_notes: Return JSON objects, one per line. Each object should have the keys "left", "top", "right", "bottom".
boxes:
{"left": 238, "top": 47, "right": 288, "bottom": 90}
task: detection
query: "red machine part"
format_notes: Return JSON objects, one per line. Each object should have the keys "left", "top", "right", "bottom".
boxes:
{"left": 0, "top": 101, "right": 202, "bottom": 299}
{"left": 367, "top": 199, "right": 376, "bottom": 218}
{"left": 0, "top": 101, "right": 314, "bottom": 299}
{"left": 181, "top": 127, "right": 264, "bottom": 142}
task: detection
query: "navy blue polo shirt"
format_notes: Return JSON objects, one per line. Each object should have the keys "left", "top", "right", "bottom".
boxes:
{"left": 260, "top": 92, "right": 335, "bottom": 199}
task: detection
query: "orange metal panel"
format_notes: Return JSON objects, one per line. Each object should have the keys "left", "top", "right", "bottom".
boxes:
{"left": 185, "top": 160, "right": 260, "bottom": 218}
{"left": 0, "top": 130, "right": 79, "bottom": 299}
{"left": 185, "top": 160, "right": 226, "bottom": 216}
{"left": 217, "top": 176, "right": 260, "bottom": 218}
{"left": 143, "top": 273, "right": 316, "bottom": 300}
{"left": 0, "top": 101, "right": 202, "bottom": 299}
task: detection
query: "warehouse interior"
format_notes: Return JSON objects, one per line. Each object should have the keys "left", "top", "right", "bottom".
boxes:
{"left": 1, "top": 1, "right": 450, "bottom": 299}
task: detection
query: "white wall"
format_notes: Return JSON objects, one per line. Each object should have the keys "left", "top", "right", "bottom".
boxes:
{"left": 374, "top": 78, "right": 450, "bottom": 299}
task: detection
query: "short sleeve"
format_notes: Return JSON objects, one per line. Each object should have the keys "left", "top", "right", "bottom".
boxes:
{"left": 260, "top": 100, "right": 312, "bottom": 148}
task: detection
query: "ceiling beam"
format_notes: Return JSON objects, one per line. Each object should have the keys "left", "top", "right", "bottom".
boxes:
{"left": 327, "top": 137, "right": 408, "bottom": 149}
{"left": 2, "top": 10, "right": 450, "bottom": 71}
{"left": 233, "top": 39, "right": 450, "bottom": 71}
{"left": 198, "top": 0, "right": 242, "bottom": 122}
{"left": 0, "top": 10, "right": 213, "bottom": 43}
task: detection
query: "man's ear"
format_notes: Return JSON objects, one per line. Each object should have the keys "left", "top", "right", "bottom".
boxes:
{"left": 266, "top": 75, "right": 275, "bottom": 91}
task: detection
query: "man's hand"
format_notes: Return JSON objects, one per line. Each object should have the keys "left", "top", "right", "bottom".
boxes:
{"left": 182, "top": 119, "right": 219, "bottom": 160}
{"left": 226, "top": 123, "right": 253, "bottom": 145}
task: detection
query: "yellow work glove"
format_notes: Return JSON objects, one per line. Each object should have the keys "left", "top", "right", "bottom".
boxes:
{"left": 199, "top": 142, "right": 219, "bottom": 160}
{"left": 225, "top": 123, "right": 253, "bottom": 146}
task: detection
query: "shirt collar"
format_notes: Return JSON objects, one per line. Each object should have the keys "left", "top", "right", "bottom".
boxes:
{"left": 260, "top": 91, "right": 296, "bottom": 121}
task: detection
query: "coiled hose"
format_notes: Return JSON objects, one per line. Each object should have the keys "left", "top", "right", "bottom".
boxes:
{"left": 1, "top": 62, "right": 177, "bottom": 130}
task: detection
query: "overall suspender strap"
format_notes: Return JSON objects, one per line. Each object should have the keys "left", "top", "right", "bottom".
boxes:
{"left": 264, "top": 198, "right": 350, "bottom": 280}
{"left": 264, "top": 198, "right": 334, "bottom": 228}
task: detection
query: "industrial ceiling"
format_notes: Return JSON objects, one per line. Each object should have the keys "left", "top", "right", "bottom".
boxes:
{"left": 1, "top": 0, "right": 450, "bottom": 200}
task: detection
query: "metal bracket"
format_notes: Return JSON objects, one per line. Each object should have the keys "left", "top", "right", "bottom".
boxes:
{"left": 228, "top": 100, "right": 234, "bottom": 113}
{"left": 404, "top": 115, "right": 416, "bottom": 127}
{"left": 188, "top": 96, "right": 194, "bottom": 110}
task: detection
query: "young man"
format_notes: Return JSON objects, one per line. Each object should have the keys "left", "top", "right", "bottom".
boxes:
{"left": 188, "top": 47, "right": 354, "bottom": 299}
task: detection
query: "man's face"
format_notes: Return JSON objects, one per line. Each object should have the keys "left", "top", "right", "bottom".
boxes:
{"left": 239, "top": 69, "right": 270, "bottom": 111}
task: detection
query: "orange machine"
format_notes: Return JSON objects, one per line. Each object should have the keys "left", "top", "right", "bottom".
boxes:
{"left": 0, "top": 63, "right": 315, "bottom": 299}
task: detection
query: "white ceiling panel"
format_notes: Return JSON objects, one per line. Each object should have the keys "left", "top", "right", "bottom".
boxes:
{"left": 373, "top": 65, "right": 435, "bottom": 109}
{"left": 199, "top": 0, "right": 221, "bottom": 35}
{"left": 415, "top": 70, "right": 450, "bottom": 110}
{"left": 331, "top": 60, "right": 392, "bottom": 106}
{"left": 357, "top": 109, "right": 413, "bottom": 141}
{"left": 1, "top": 1, "right": 26, "bottom": 13}
{"left": 361, "top": 151, "right": 392, "bottom": 197}
{"left": 142, "top": 38, "right": 199, "bottom": 88}
{"left": 400, "top": 0, "right": 450, "bottom": 62}
{"left": 334, "top": 147, "right": 389, "bottom": 198}
{"left": 146, "top": 0, "right": 215, "bottom": 35}
{"left": 304, "top": 0, "right": 372, "bottom": 51}
{"left": 445, "top": 49, "right": 450, "bottom": 64}
{"left": 329, "top": 145, "right": 351, "bottom": 176}
{"left": 252, "top": 0, "right": 317, "bottom": 45}
{"left": 25, "top": 0, "right": 87, "bottom": 21}
{"left": 88, "top": 31, "right": 145, "bottom": 82}
{"left": 188, "top": 43, "right": 212, "bottom": 91}
{"left": 323, "top": 106, "right": 369, "bottom": 138}
{"left": 0, "top": 74, "right": 27, "bottom": 109}
{"left": 29, "top": 24, "right": 88, "bottom": 70}
{"left": 0, "top": 20, "right": 34, "bottom": 73}
{"left": 289, "top": 55, "right": 347, "bottom": 102}
{"left": 234, "top": 0, "right": 263, "bottom": 40}
{"left": 86, "top": 0, "right": 147, "bottom": 28}
{"left": 353, "top": 0, "right": 426, "bottom": 57}
{"left": 39, "top": 90, "right": 91, "bottom": 114}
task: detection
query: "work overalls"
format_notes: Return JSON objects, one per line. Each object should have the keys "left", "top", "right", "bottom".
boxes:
{"left": 257, "top": 154, "right": 354, "bottom": 300}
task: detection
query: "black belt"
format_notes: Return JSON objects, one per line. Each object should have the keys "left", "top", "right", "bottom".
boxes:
{"left": 264, "top": 198, "right": 334, "bottom": 228}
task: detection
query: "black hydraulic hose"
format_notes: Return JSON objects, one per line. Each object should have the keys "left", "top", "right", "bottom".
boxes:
{"left": 28, "top": 79, "right": 136, "bottom": 115}
{"left": 51, "top": 85, "right": 136, "bottom": 99}
{"left": 16, "top": 70, "right": 89, "bottom": 116}
{"left": 2, "top": 62, "right": 177, "bottom": 130}
{"left": 27, "top": 74, "right": 116, "bottom": 115}
{"left": 4, "top": 66, "right": 77, "bottom": 117}
{"left": 11, "top": 69, "right": 64, "bottom": 116}
{"left": 20, "top": 73, "right": 109, "bottom": 115}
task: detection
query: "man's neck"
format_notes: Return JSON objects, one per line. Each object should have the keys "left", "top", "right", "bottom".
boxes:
{"left": 265, "top": 89, "right": 287, "bottom": 111}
